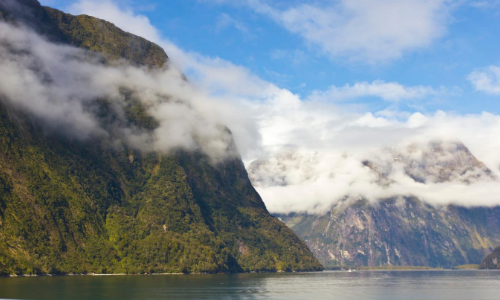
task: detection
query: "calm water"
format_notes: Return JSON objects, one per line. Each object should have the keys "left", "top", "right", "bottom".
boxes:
{"left": 0, "top": 270, "right": 499, "bottom": 300}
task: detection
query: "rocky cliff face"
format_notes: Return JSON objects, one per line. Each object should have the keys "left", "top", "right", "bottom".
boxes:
{"left": 480, "top": 245, "right": 500, "bottom": 269}
{"left": 278, "top": 200, "right": 500, "bottom": 268}
{"left": 249, "top": 141, "right": 500, "bottom": 268}
{"left": 0, "top": 0, "right": 322, "bottom": 275}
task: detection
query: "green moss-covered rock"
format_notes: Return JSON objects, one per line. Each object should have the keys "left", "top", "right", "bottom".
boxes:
{"left": 43, "top": 7, "right": 168, "bottom": 67}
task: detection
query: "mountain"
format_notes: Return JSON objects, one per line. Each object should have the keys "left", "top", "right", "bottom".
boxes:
{"left": 0, "top": 0, "right": 322, "bottom": 275}
{"left": 277, "top": 200, "right": 500, "bottom": 269}
{"left": 363, "top": 141, "right": 495, "bottom": 185}
{"left": 480, "top": 245, "right": 500, "bottom": 269}
{"left": 248, "top": 141, "right": 500, "bottom": 269}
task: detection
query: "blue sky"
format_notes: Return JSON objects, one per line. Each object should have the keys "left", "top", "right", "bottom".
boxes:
{"left": 41, "top": 0, "right": 500, "bottom": 115}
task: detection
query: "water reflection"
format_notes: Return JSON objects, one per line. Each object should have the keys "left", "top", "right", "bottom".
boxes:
{"left": 0, "top": 270, "right": 499, "bottom": 300}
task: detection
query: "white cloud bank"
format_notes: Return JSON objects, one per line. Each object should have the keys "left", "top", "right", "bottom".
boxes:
{"left": 24, "top": 0, "right": 500, "bottom": 214}
{"left": 0, "top": 21, "right": 253, "bottom": 162}
{"left": 248, "top": 87, "right": 500, "bottom": 213}
{"left": 248, "top": 111, "right": 500, "bottom": 214}
{"left": 237, "top": 0, "right": 457, "bottom": 63}
{"left": 69, "top": 0, "right": 273, "bottom": 158}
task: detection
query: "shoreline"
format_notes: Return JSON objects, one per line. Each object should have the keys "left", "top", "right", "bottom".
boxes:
{"left": 325, "top": 269, "right": 498, "bottom": 272}
{"left": 0, "top": 269, "right": 322, "bottom": 278}
{"left": 323, "top": 266, "right": 494, "bottom": 272}
{"left": 3, "top": 269, "right": 500, "bottom": 278}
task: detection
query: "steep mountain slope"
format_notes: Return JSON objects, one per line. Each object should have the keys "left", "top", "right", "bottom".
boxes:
{"left": 480, "top": 245, "right": 500, "bottom": 269}
{"left": 248, "top": 142, "right": 500, "bottom": 268}
{"left": 0, "top": 0, "right": 322, "bottom": 275}
{"left": 278, "top": 200, "right": 500, "bottom": 268}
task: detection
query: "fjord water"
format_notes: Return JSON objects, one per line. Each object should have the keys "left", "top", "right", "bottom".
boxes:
{"left": 0, "top": 270, "right": 499, "bottom": 300}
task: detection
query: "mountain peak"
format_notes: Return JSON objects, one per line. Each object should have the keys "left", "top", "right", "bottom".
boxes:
{"left": 0, "top": 0, "right": 168, "bottom": 68}
{"left": 367, "top": 140, "right": 495, "bottom": 184}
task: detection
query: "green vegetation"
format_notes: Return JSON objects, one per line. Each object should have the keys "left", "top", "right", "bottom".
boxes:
{"left": 0, "top": 0, "right": 322, "bottom": 276}
{"left": 453, "top": 264, "right": 480, "bottom": 270}
{"left": 43, "top": 7, "right": 168, "bottom": 67}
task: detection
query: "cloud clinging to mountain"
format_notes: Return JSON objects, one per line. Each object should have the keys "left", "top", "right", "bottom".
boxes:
{"left": 0, "top": 21, "right": 251, "bottom": 163}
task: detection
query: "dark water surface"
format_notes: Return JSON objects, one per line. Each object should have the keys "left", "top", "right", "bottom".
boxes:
{"left": 0, "top": 270, "right": 499, "bottom": 300}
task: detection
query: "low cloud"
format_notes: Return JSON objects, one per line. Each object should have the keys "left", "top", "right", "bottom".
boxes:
{"left": 248, "top": 140, "right": 500, "bottom": 215}
{"left": 248, "top": 90, "right": 500, "bottom": 214}
{"left": 69, "top": 0, "right": 269, "bottom": 158}
{"left": 0, "top": 21, "right": 250, "bottom": 162}
{"left": 251, "top": 89, "right": 500, "bottom": 170}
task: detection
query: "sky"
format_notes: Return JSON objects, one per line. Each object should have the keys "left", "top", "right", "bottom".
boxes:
{"left": 35, "top": 0, "right": 500, "bottom": 213}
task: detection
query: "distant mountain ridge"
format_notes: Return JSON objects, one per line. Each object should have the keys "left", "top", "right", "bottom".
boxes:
{"left": 364, "top": 141, "right": 495, "bottom": 185}
{"left": 0, "top": 0, "right": 322, "bottom": 275}
{"left": 248, "top": 141, "right": 500, "bottom": 268}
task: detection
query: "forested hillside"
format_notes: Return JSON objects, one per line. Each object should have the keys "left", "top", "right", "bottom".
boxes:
{"left": 0, "top": 0, "right": 322, "bottom": 275}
